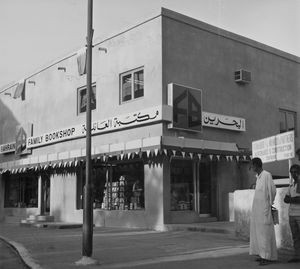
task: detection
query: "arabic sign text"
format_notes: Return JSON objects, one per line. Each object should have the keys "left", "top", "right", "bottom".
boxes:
{"left": 26, "top": 106, "right": 165, "bottom": 149}
{"left": 202, "top": 112, "right": 246, "bottom": 132}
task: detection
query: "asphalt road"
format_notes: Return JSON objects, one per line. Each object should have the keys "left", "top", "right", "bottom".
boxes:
{"left": 0, "top": 225, "right": 298, "bottom": 269}
{"left": 0, "top": 240, "right": 27, "bottom": 269}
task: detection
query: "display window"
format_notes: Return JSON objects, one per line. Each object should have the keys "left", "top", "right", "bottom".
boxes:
{"left": 4, "top": 175, "right": 38, "bottom": 208}
{"left": 170, "top": 159, "right": 194, "bottom": 211}
{"left": 76, "top": 161, "right": 144, "bottom": 210}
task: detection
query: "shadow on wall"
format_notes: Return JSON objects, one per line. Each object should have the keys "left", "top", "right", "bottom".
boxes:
{"left": 0, "top": 99, "right": 19, "bottom": 145}
{"left": 51, "top": 208, "right": 62, "bottom": 223}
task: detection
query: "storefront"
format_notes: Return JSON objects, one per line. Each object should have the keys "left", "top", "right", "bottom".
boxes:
{"left": 0, "top": 8, "right": 299, "bottom": 229}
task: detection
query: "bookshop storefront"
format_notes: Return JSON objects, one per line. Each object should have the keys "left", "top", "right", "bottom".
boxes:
{"left": 0, "top": 140, "right": 247, "bottom": 229}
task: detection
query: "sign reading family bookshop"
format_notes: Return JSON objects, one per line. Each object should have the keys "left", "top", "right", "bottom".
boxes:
{"left": 26, "top": 106, "right": 168, "bottom": 149}
{"left": 252, "top": 131, "right": 295, "bottom": 163}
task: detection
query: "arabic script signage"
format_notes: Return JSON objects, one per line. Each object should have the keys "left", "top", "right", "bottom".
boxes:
{"left": 202, "top": 112, "right": 245, "bottom": 132}
{"left": 168, "top": 83, "right": 202, "bottom": 132}
{"left": 27, "top": 106, "right": 170, "bottom": 149}
{"left": 252, "top": 131, "right": 295, "bottom": 163}
{"left": 0, "top": 142, "right": 16, "bottom": 154}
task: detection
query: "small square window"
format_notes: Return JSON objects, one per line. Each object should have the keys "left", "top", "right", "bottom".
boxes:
{"left": 120, "top": 68, "right": 144, "bottom": 103}
{"left": 77, "top": 84, "right": 96, "bottom": 114}
{"left": 279, "top": 109, "right": 297, "bottom": 136}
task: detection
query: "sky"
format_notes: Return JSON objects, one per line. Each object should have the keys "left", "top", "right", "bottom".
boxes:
{"left": 0, "top": 0, "right": 299, "bottom": 89}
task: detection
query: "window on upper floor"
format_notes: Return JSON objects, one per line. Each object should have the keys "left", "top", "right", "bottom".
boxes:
{"left": 77, "top": 83, "right": 96, "bottom": 114}
{"left": 279, "top": 109, "right": 297, "bottom": 136}
{"left": 120, "top": 68, "right": 144, "bottom": 103}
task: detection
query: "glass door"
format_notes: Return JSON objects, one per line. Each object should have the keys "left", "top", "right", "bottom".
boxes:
{"left": 41, "top": 174, "right": 50, "bottom": 215}
{"left": 198, "top": 161, "right": 212, "bottom": 216}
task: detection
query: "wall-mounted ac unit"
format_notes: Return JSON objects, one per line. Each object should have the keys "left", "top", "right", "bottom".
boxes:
{"left": 234, "top": 70, "right": 251, "bottom": 84}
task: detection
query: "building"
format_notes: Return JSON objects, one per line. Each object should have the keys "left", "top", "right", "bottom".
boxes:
{"left": 0, "top": 8, "right": 299, "bottom": 230}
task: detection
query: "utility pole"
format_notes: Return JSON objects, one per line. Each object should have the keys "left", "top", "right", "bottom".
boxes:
{"left": 83, "top": 0, "right": 93, "bottom": 258}
{"left": 76, "top": 0, "right": 97, "bottom": 265}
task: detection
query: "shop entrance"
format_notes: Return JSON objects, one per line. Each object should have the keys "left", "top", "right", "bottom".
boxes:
{"left": 169, "top": 158, "right": 215, "bottom": 218}
{"left": 41, "top": 174, "right": 50, "bottom": 215}
{"left": 197, "top": 161, "right": 213, "bottom": 216}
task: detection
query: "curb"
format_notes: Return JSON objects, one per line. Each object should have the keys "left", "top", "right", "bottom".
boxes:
{"left": 164, "top": 225, "right": 235, "bottom": 235}
{"left": 0, "top": 235, "right": 43, "bottom": 269}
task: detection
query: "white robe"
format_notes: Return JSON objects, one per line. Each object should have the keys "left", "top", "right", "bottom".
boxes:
{"left": 249, "top": 170, "right": 277, "bottom": 260}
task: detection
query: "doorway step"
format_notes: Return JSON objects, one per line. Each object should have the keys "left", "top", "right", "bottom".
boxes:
{"left": 164, "top": 221, "right": 235, "bottom": 235}
{"left": 20, "top": 215, "right": 54, "bottom": 227}
{"left": 20, "top": 215, "right": 82, "bottom": 229}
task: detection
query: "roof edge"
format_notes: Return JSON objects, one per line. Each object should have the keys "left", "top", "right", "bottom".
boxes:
{"left": 161, "top": 7, "right": 300, "bottom": 63}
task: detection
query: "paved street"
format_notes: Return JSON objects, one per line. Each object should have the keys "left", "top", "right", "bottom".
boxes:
{"left": 0, "top": 240, "right": 27, "bottom": 269}
{"left": 0, "top": 223, "right": 298, "bottom": 269}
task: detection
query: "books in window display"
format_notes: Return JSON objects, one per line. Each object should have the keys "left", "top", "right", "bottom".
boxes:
{"left": 101, "top": 177, "right": 126, "bottom": 210}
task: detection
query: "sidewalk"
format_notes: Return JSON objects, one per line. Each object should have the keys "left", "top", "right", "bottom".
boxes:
{"left": 0, "top": 222, "right": 297, "bottom": 269}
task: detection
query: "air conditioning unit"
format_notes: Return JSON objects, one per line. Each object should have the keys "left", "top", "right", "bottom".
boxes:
{"left": 234, "top": 70, "right": 251, "bottom": 84}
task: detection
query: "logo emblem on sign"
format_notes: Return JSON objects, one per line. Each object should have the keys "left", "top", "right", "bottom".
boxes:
{"left": 16, "top": 126, "right": 27, "bottom": 155}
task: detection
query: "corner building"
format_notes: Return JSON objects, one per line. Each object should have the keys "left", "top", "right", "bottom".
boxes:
{"left": 0, "top": 8, "right": 299, "bottom": 230}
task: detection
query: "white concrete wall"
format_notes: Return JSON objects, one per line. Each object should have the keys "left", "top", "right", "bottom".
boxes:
{"left": 144, "top": 159, "right": 165, "bottom": 230}
{"left": 0, "top": 176, "right": 4, "bottom": 221}
{"left": 50, "top": 174, "right": 81, "bottom": 223}
{"left": 234, "top": 188, "right": 293, "bottom": 249}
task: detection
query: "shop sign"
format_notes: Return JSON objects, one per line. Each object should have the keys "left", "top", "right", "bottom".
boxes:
{"left": 0, "top": 142, "right": 16, "bottom": 154}
{"left": 202, "top": 112, "right": 245, "bottom": 131}
{"left": 168, "top": 83, "right": 202, "bottom": 132}
{"left": 252, "top": 136, "right": 276, "bottom": 163}
{"left": 252, "top": 130, "right": 294, "bottom": 163}
{"left": 15, "top": 123, "right": 32, "bottom": 155}
{"left": 27, "top": 106, "right": 169, "bottom": 149}
{"left": 275, "top": 131, "right": 295, "bottom": 161}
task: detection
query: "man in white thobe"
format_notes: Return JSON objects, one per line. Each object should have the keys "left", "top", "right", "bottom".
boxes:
{"left": 249, "top": 157, "right": 277, "bottom": 265}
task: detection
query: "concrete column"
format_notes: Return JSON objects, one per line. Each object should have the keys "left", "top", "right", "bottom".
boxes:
{"left": 0, "top": 175, "right": 4, "bottom": 221}
{"left": 144, "top": 157, "right": 166, "bottom": 230}
{"left": 38, "top": 175, "right": 42, "bottom": 215}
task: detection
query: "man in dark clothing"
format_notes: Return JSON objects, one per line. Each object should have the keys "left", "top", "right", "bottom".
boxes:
{"left": 284, "top": 164, "right": 300, "bottom": 263}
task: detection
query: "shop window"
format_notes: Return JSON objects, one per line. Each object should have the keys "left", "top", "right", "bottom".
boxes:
{"left": 120, "top": 68, "right": 144, "bottom": 103}
{"left": 4, "top": 175, "right": 38, "bottom": 208}
{"left": 279, "top": 109, "right": 297, "bottom": 136}
{"left": 76, "top": 161, "right": 144, "bottom": 210}
{"left": 77, "top": 84, "right": 96, "bottom": 114}
{"left": 170, "top": 159, "right": 194, "bottom": 211}
{"left": 76, "top": 166, "right": 106, "bottom": 210}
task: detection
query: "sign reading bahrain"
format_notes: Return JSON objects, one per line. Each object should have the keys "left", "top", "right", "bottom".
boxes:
{"left": 0, "top": 142, "right": 16, "bottom": 154}
{"left": 252, "top": 130, "right": 295, "bottom": 163}
{"left": 202, "top": 112, "right": 245, "bottom": 132}
{"left": 27, "top": 106, "right": 168, "bottom": 149}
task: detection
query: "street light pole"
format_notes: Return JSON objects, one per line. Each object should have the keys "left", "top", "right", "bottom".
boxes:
{"left": 83, "top": 0, "right": 93, "bottom": 258}
{"left": 76, "top": 0, "right": 97, "bottom": 265}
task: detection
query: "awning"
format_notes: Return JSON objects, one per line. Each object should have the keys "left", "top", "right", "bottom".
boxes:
{"left": 161, "top": 136, "right": 251, "bottom": 159}
{"left": 0, "top": 136, "right": 251, "bottom": 175}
